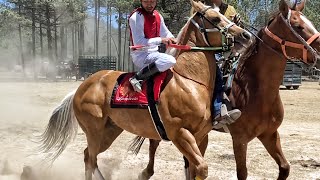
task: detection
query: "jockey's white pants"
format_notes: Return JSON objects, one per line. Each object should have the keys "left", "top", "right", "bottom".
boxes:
{"left": 131, "top": 51, "right": 176, "bottom": 72}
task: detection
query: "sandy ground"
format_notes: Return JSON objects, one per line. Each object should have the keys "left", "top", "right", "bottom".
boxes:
{"left": 0, "top": 74, "right": 319, "bottom": 180}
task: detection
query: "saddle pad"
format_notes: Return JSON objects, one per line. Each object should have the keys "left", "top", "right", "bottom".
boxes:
{"left": 111, "top": 71, "right": 167, "bottom": 108}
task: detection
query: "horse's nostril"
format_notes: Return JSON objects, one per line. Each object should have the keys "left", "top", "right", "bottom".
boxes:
{"left": 242, "top": 31, "right": 252, "bottom": 40}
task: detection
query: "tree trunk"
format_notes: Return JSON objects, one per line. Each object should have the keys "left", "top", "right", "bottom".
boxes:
{"left": 18, "top": 1, "right": 25, "bottom": 75}
{"left": 54, "top": 11, "right": 58, "bottom": 61}
{"left": 72, "top": 24, "right": 75, "bottom": 60}
{"left": 118, "top": 10, "right": 122, "bottom": 70}
{"left": 31, "top": 2, "right": 36, "bottom": 61}
{"left": 45, "top": 2, "right": 53, "bottom": 63}
{"left": 122, "top": 18, "right": 127, "bottom": 71}
{"left": 108, "top": 5, "right": 111, "bottom": 57}
{"left": 264, "top": 0, "right": 268, "bottom": 25}
{"left": 94, "top": 0, "right": 100, "bottom": 58}
{"left": 40, "top": 20, "right": 44, "bottom": 59}
{"left": 75, "top": 23, "right": 79, "bottom": 60}
{"left": 79, "top": 22, "right": 84, "bottom": 56}
{"left": 31, "top": 1, "right": 36, "bottom": 78}
{"left": 60, "top": 25, "right": 66, "bottom": 60}
{"left": 161, "top": 0, "right": 166, "bottom": 10}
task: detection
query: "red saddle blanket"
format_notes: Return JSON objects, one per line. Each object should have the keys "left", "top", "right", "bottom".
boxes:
{"left": 111, "top": 71, "right": 167, "bottom": 108}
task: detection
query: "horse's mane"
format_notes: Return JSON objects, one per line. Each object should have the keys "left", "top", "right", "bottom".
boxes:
{"left": 238, "top": 10, "right": 280, "bottom": 66}
{"left": 268, "top": 11, "right": 281, "bottom": 25}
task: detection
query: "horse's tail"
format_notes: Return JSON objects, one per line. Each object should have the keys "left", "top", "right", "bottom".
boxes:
{"left": 39, "top": 90, "right": 78, "bottom": 162}
{"left": 128, "top": 136, "right": 146, "bottom": 155}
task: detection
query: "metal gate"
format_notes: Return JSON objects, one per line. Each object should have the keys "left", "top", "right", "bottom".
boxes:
{"left": 78, "top": 56, "right": 117, "bottom": 79}
{"left": 281, "top": 61, "right": 302, "bottom": 90}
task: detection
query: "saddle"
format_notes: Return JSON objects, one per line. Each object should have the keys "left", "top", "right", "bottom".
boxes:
{"left": 111, "top": 71, "right": 167, "bottom": 108}
{"left": 111, "top": 71, "right": 170, "bottom": 140}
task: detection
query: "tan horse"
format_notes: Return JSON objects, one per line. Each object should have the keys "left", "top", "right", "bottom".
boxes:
{"left": 132, "top": 0, "right": 320, "bottom": 179}
{"left": 39, "top": 1, "right": 253, "bottom": 180}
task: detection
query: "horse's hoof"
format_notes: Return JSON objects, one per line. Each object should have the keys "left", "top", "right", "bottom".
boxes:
{"left": 21, "top": 166, "right": 35, "bottom": 180}
{"left": 138, "top": 169, "right": 153, "bottom": 180}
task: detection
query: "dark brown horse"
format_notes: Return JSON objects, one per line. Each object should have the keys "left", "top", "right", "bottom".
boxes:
{"left": 38, "top": 1, "right": 252, "bottom": 180}
{"left": 132, "top": 0, "right": 320, "bottom": 179}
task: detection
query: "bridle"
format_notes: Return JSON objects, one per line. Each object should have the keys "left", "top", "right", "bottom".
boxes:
{"left": 190, "top": 6, "right": 236, "bottom": 52}
{"left": 264, "top": 8, "right": 320, "bottom": 68}
{"left": 170, "top": 6, "right": 240, "bottom": 89}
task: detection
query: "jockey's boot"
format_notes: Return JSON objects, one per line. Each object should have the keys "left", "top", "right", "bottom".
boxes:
{"left": 213, "top": 93, "right": 241, "bottom": 130}
{"left": 213, "top": 104, "right": 241, "bottom": 130}
{"left": 129, "top": 62, "right": 160, "bottom": 92}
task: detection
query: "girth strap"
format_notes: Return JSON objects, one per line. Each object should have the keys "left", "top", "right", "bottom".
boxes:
{"left": 146, "top": 79, "right": 169, "bottom": 141}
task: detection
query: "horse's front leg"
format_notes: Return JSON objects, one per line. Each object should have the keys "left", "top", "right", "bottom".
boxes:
{"left": 232, "top": 139, "right": 248, "bottom": 180}
{"left": 172, "top": 128, "right": 209, "bottom": 180}
{"left": 187, "top": 134, "right": 209, "bottom": 180}
{"left": 257, "top": 94, "right": 289, "bottom": 179}
{"left": 138, "top": 139, "right": 161, "bottom": 180}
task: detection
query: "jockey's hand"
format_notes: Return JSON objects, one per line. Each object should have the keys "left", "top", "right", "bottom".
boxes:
{"left": 170, "top": 38, "right": 177, "bottom": 44}
{"left": 161, "top": 38, "right": 174, "bottom": 45}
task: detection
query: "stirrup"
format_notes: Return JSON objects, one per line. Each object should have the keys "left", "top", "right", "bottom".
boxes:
{"left": 213, "top": 104, "right": 241, "bottom": 129}
{"left": 129, "top": 77, "right": 142, "bottom": 92}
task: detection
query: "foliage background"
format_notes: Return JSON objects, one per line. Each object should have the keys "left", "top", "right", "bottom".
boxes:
{"left": 0, "top": 0, "right": 319, "bottom": 73}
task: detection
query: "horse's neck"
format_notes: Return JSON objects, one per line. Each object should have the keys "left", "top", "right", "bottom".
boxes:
{"left": 172, "top": 23, "right": 216, "bottom": 90}
{"left": 256, "top": 19, "right": 288, "bottom": 86}
{"left": 233, "top": 26, "right": 287, "bottom": 107}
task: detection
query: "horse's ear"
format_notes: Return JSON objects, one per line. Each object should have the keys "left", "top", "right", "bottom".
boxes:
{"left": 295, "top": 0, "right": 306, "bottom": 11}
{"left": 282, "top": 0, "right": 306, "bottom": 11}
{"left": 190, "top": 0, "right": 204, "bottom": 13}
{"left": 279, "top": 0, "right": 289, "bottom": 17}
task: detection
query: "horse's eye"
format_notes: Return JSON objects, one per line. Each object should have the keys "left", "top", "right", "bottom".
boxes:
{"left": 293, "top": 24, "right": 304, "bottom": 31}
{"left": 211, "top": 17, "right": 221, "bottom": 24}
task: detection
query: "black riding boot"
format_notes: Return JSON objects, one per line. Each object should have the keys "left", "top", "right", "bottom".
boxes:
{"left": 129, "top": 62, "right": 160, "bottom": 92}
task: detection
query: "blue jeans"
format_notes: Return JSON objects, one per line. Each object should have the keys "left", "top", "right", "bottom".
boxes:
{"left": 213, "top": 65, "right": 224, "bottom": 117}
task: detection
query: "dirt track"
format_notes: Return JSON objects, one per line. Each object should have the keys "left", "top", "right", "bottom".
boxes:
{"left": 0, "top": 77, "right": 319, "bottom": 180}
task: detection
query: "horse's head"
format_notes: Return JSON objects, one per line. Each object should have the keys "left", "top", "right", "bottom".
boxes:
{"left": 268, "top": 0, "right": 320, "bottom": 68}
{"left": 189, "top": 0, "right": 253, "bottom": 53}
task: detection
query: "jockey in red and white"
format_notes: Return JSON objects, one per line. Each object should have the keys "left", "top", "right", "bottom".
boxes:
{"left": 129, "top": 0, "right": 176, "bottom": 92}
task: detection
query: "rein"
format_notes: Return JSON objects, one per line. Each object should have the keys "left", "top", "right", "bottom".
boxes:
{"left": 169, "top": 44, "right": 227, "bottom": 51}
{"left": 130, "top": 44, "right": 227, "bottom": 51}
{"left": 170, "top": 7, "right": 238, "bottom": 89}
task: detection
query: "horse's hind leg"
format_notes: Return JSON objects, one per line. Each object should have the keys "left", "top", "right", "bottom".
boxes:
{"left": 258, "top": 131, "right": 290, "bottom": 180}
{"left": 139, "top": 139, "right": 160, "bottom": 180}
{"left": 82, "top": 117, "right": 123, "bottom": 180}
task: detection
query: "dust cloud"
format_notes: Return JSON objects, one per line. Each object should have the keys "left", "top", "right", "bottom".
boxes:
{"left": 0, "top": 71, "right": 319, "bottom": 179}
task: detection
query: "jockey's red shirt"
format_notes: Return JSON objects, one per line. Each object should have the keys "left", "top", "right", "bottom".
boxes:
{"left": 129, "top": 7, "right": 161, "bottom": 46}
